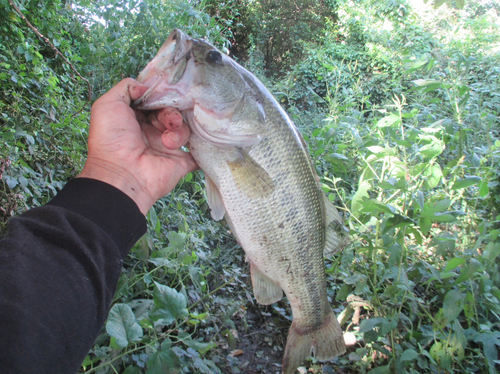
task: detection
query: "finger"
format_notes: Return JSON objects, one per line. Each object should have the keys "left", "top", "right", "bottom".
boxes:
{"left": 96, "top": 78, "right": 149, "bottom": 107}
{"left": 161, "top": 124, "right": 190, "bottom": 150}
{"left": 147, "top": 112, "right": 167, "bottom": 133}
{"left": 142, "top": 123, "right": 167, "bottom": 153}
{"left": 155, "top": 108, "right": 191, "bottom": 150}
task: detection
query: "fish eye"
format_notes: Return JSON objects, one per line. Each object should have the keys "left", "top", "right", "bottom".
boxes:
{"left": 206, "top": 50, "right": 222, "bottom": 64}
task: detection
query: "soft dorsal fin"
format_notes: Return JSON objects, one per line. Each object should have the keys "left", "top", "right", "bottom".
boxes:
{"left": 206, "top": 176, "right": 225, "bottom": 221}
{"left": 323, "top": 194, "right": 349, "bottom": 256}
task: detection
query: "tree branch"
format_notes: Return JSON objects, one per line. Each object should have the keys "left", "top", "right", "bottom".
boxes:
{"left": 8, "top": 0, "right": 92, "bottom": 118}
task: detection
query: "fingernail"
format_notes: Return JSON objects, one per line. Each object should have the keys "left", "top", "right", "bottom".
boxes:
{"left": 167, "top": 132, "right": 180, "bottom": 143}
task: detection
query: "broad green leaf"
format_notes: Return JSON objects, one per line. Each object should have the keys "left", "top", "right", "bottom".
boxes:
{"left": 344, "top": 273, "right": 366, "bottom": 285}
{"left": 325, "top": 153, "right": 349, "bottom": 162}
{"left": 123, "top": 366, "right": 142, "bottom": 374}
{"left": 423, "top": 164, "right": 442, "bottom": 189}
{"left": 190, "top": 312, "right": 209, "bottom": 320}
{"left": 366, "top": 146, "right": 395, "bottom": 155}
{"left": 450, "top": 176, "right": 481, "bottom": 190}
{"left": 376, "top": 113, "right": 400, "bottom": 128}
{"left": 456, "top": 0, "right": 465, "bottom": 8}
{"left": 473, "top": 332, "right": 499, "bottom": 372}
{"left": 167, "top": 231, "right": 186, "bottom": 250}
{"left": 483, "top": 242, "right": 500, "bottom": 262}
{"left": 433, "top": 309, "right": 448, "bottom": 330}
{"left": 379, "top": 316, "right": 398, "bottom": 335}
{"left": 360, "top": 199, "right": 395, "bottom": 214}
{"left": 463, "top": 292, "right": 475, "bottom": 319}
{"left": 443, "top": 290, "right": 464, "bottom": 319}
{"left": 454, "top": 259, "right": 481, "bottom": 284}
{"left": 401, "top": 348, "right": 419, "bottom": 361}
{"left": 479, "top": 180, "right": 489, "bottom": 198}
{"left": 419, "top": 218, "right": 432, "bottom": 235}
{"left": 359, "top": 317, "right": 384, "bottom": 333}
{"left": 407, "top": 59, "right": 428, "bottom": 73}
{"left": 153, "top": 281, "right": 188, "bottom": 322}
{"left": 178, "top": 331, "right": 215, "bottom": 354}
{"left": 146, "top": 344, "right": 181, "bottom": 374}
{"left": 432, "top": 213, "right": 457, "bottom": 223}
{"left": 445, "top": 257, "right": 465, "bottom": 272}
{"left": 106, "top": 304, "right": 143, "bottom": 349}
{"left": 412, "top": 79, "right": 441, "bottom": 91}
{"left": 418, "top": 138, "right": 444, "bottom": 159}
{"left": 351, "top": 181, "right": 370, "bottom": 217}
{"left": 383, "top": 214, "right": 415, "bottom": 234}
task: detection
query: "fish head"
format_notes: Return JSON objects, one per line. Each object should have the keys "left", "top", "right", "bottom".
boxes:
{"left": 134, "top": 30, "right": 267, "bottom": 149}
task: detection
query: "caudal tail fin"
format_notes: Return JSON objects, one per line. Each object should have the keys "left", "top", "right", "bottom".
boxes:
{"left": 282, "top": 309, "right": 346, "bottom": 374}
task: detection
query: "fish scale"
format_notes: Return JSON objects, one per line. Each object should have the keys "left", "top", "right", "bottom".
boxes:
{"left": 134, "top": 29, "right": 348, "bottom": 374}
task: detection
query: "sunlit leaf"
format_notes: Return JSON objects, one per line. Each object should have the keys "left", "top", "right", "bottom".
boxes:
{"left": 351, "top": 181, "right": 370, "bottom": 217}
{"left": 376, "top": 113, "right": 400, "bottom": 128}
{"left": 445, "top": 257, "right": 465, "bottom": 272}
{"left": 450, "top": 176, "right": 481, "bottom": 190}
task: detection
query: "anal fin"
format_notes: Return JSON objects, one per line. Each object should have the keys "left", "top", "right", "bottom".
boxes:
{"left": 206, "top": 176, "right": 225, "bottom": 221}
{"left": 250, "top": 262, "right": 283, "bottom": 305}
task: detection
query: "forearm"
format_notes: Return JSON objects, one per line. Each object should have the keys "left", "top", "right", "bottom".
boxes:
{"left": 0, "top": 179, "right": 146, "bottom": 373}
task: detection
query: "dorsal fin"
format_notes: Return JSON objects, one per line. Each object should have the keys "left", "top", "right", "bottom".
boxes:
{"left": 323, "top": 194, "right": 349, "bottom": 256}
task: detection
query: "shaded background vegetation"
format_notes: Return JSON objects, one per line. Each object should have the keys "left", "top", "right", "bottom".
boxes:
{"left": 1, "top": 0, "right": 499, "bottom": 373}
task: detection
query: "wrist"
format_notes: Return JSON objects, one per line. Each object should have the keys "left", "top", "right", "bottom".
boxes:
{"left": 77, "top": 158, "right": 154, "bottom": 216}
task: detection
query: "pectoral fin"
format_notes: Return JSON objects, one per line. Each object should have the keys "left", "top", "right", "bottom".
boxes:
{"left": 227, "top": 151, "right": 274, "bottom": 199}
{"left": 250, "top": 262, "right": 283, "bottom": 305}
{"left": 323, "top": 194, "right": 349, "bottom": 256}
{"left": 206, "top": 176, "right": 225, "bottom": 221}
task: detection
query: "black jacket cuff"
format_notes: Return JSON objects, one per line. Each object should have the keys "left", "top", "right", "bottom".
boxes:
{"left": 47, "top": 178, "right": 147, "bottom": 256}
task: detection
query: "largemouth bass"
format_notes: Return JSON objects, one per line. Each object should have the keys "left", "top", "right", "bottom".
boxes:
{"left": 134, "top": 29, "right": 347, "bottom": 374}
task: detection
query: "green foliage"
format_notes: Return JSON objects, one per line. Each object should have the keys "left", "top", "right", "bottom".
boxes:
{"left": 205, "top": 0, "right": 339, "bottom": 75}
{"left": 297, "top": 2, "right": 500, "bottom": 372}
{"left": 2, "top": 0, "right": 500, "bottom": 372}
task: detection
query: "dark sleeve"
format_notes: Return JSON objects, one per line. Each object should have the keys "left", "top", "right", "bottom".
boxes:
{"left": 0, "top": 178, "right": 147, "bottom": 374}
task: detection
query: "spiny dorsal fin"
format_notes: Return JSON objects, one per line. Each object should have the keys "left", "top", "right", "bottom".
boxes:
{"left": 323, "top": 194, "right": 349, "bottom": 256}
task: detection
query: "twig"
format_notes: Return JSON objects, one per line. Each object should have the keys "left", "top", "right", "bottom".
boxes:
{"left": 8, "top": 0, "right": 91, "bottom": 118}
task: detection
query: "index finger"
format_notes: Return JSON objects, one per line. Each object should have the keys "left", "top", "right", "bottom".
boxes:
{"left": 95, "top": 78, "right": 150, "bottom": 108}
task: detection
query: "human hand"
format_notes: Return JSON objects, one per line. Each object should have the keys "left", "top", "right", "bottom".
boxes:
{"left": 78, "top": 78, "right": 198, "bottom": 215}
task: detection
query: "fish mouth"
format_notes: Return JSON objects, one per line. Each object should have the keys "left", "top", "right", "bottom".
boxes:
{"left": 132, "top": 29, "right": 192, "bottom": 109}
